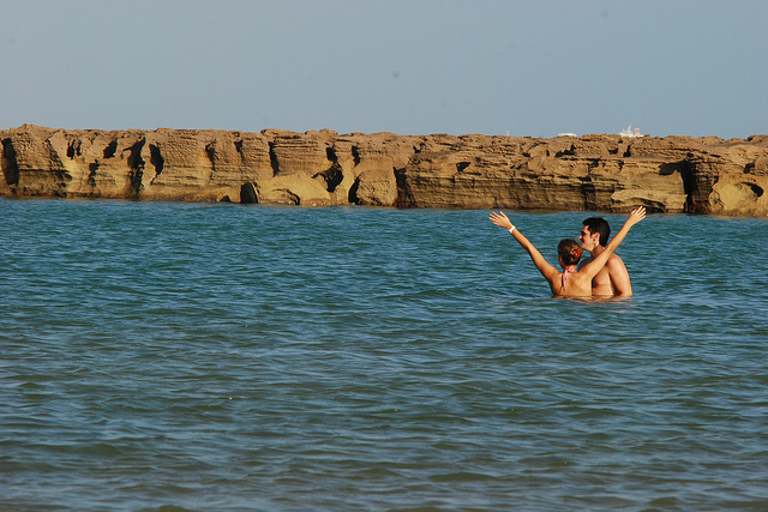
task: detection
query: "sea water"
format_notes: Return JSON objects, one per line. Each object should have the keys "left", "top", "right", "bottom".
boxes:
{"left": 1, "top": 199, "right": 767, "bottom": 512}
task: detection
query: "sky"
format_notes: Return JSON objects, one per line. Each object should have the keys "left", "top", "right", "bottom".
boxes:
{"left": 1, "top": 0, "right": 766, "bottom": 139}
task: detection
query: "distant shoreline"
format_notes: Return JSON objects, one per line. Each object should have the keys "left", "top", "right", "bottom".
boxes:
{"left": 2, "top": 125, "right": 767, "bottom": 216}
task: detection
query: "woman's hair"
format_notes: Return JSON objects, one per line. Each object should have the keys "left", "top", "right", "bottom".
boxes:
{"left": 557, "top": 239, "right": 583, "bottom": 266}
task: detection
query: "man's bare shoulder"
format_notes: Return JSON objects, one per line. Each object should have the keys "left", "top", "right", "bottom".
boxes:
{"left": 605, "top": 251, "right": 632, "bottom": 295}
{"left": 606, "top": 253, "right": 628, "bottom": 269}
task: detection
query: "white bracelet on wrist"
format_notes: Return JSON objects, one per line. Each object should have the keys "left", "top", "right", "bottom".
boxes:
{"left": 508, "top": 225, "right": 516, "bottom": 234}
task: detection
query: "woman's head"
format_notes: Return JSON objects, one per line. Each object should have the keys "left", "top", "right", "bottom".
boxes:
{"left": 557, "top": 239, "right": 583, "bottom": 267}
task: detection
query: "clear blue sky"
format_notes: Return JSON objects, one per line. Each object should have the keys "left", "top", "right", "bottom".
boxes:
{"left": 2, "top": 0, "right": 766, "bottom": 138}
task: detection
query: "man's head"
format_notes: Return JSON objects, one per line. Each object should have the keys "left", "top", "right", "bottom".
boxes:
{"left": 580, "top": 217, "right": 611, "bottom": 251}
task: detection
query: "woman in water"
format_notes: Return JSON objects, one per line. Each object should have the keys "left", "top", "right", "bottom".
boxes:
{"left": 489, "top": 207, "right": 646, "bottom": 297}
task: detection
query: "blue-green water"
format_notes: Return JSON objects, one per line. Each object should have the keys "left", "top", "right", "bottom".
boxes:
{"left": 2, "top": 199, "right": 767, "bottom": 512}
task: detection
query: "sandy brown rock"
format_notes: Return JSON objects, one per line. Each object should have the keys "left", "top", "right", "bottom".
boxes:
{"left": 2, "top": 125, "right": 767, "bottom": 215}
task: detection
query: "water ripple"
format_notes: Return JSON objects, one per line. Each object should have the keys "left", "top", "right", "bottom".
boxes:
{"left": 1, "top": 201, "right": 767, "bottom": 511}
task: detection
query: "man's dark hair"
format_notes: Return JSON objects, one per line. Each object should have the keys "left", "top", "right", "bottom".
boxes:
{"left": 582, "top": 217, "right": 611, "bottom": 247}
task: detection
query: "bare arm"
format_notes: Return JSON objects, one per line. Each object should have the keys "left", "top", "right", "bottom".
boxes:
{"left": 606, "top": 256, "right": 632, "bottom": 296}
{"left": 579, "top": 207, "right": 646, "bottom": 282}
{"left": 489, "top": 211, "right": 559, "bottom": 281}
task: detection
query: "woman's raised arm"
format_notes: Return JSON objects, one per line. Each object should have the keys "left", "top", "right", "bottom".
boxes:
{"left": 489, "top": 211, "right": 559, "bottom": 280}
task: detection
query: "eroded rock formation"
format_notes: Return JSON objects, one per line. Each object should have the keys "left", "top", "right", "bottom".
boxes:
{"left": 2, "top": 125, "right": 767, "bottom": 215}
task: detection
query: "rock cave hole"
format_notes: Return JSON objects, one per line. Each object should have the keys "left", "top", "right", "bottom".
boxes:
{"left": 149, "top": 144, "right": 164, "bottom": 175}
{"left": 103, "top": 141, "right": 118, "bottom": 159}
{"left": 747, "top": 183, "right": 764, "bottom": 198}
{"left": 351, "top": 146, "right": 361, "bottom": 166}
{"left": 268, "top": 143, "right": 280, "bottom": 176}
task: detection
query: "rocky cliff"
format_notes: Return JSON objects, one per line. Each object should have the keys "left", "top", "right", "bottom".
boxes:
{"left": 2, "top": 125, "right": 767, "bottom": 215}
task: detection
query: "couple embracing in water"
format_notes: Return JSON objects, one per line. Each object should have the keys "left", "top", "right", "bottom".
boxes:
{"left": 489, "top": 207, "right": 646, "bottom": 298}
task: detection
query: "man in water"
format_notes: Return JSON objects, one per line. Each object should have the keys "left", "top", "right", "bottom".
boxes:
{"left": 578, "top": 217, "right": 633, "bottom": 297}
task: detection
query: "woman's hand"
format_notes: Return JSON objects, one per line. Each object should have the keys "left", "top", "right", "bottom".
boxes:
{"left": 489, "top": 211, "right": 514, "bottom": 231}
{"left": 625, "top": 206, "right": 647, "bottom": 227}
